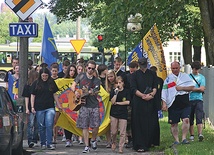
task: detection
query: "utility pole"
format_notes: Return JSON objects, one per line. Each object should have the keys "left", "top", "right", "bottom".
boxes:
{"left": 76, "top": 16, "right": 81, "bottom": 59}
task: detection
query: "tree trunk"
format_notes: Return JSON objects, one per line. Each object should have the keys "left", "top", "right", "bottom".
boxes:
{"left": 204, "top": 36, "right": 210, "bottom": 65}
{"left": 198, "top": 0, "right": 214, "bottom": 65}
{"left": 193, "top": 45, "right": 202, "bottom": 62}
{"left": 182, "top": 31, "right": 192, "bottom": 65}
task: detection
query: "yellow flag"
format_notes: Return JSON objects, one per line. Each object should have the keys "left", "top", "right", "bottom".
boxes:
{"left": 142, "top": 24, "right": 167, "bottom": 80}
{"left": 55, "top": 80, "right": 111, "bottom": 137}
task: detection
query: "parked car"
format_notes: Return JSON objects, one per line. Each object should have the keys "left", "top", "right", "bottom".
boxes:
{"left": 0, "top": 86, "right": 24, "bottom": 155}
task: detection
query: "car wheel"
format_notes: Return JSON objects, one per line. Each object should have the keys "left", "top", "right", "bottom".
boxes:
{"left": 12, "top": 134, "right": 23, "bottom": 155}
{"left": 2, "top": 136, "right": 12, "bottom": 155}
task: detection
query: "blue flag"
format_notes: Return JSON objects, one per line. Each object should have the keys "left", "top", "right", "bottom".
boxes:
{"left": 41, "top": 17, "right": 59, "bottom": 68}
{"left": 127, "top": 42, "right": 143, "bottom": 65}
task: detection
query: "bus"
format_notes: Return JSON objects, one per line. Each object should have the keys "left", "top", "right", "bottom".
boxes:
{"left": 0, "top": 43, "right": 115, "bottom": 81}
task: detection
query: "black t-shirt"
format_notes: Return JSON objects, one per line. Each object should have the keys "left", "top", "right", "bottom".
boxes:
{"left": 110, "top": 88, "right": 130, "bottom": 120}
{"left": 57, "top": 71, "right": 65, "bottom": 78}
{"left": 22, "top": 84, "right": 33, "bottom": 112}
{"left": 31, "top": 80, "right": 59, "bottom": 111}
{"left": 4, "top": 69, "right": 14, "bottom": 82}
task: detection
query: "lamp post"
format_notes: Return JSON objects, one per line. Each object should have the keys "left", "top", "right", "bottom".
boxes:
{"left": 124, "top": 13, "right": 142, "bottom": 71}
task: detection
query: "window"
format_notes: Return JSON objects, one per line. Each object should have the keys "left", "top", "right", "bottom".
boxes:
{"left": 169, "top": 51, "right": 181, "bottom": 63}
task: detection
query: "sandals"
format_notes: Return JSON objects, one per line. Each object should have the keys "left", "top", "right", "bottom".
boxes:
{"left": 111, "top": 143, "right": 116, "bottom": 151}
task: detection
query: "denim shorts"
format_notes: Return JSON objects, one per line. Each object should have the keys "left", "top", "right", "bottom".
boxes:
{"left": 76, "top": 106, "right": 100, "bottom": 129}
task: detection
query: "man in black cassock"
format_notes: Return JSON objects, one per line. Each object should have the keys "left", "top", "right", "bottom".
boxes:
{"left": 130, "top": 57, "right": 159, "bottom": 152}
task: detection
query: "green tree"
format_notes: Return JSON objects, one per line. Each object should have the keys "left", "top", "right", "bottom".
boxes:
{"left": 46, "top": 1, "right": 213, "bottom": 64}
{"left": 0, "top": 11, "right": 18, "bottom": 44}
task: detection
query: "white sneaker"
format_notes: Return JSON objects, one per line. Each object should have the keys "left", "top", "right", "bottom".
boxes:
{"left": 90, "top": 140, "right": 97, "bottom": 150}
{"left": 33, "top": 143, "right": 39, "bottom": 147}
{"left": 65, "top": 140, "right": 72, "bottom": 147}
{"left": 47, "top": 144, "right": 55, "bottom": 150}
{"left": 82, "top": 146, "right": 90, "bottom": 153}
{"left": 41, "top": 145, "right": 46, "bottom": 150}
{"left": 189, "top": 135, "right": 194, "bottom": 141}
{"left": 79, "top": 140, "right": 84, "bottom": 144}
{"left": 62, "top": 135, "right": 66, "bottom": 142}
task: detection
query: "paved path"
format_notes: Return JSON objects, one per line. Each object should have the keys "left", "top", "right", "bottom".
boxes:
{"left": 23, "top": 138, "right": 164, "bottom": 155}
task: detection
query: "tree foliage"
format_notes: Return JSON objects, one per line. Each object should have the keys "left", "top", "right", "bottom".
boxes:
{"left": 0, "top": 11, "right": 18, "bottom": 44}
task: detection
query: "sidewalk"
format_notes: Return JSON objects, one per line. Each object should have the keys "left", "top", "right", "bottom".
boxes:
{"left": 23, "top": 137, "right": 164, "bottom": 155}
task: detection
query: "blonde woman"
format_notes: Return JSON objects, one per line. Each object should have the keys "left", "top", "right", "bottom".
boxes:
{"left": 105, "top": 70, "right": 117, "bottom": 93}
{"left": 104, "top": 70, "right": 117, "bottom": 148}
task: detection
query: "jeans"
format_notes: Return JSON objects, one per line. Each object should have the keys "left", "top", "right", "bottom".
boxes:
{"left": 27, "top": 113, "right": 39, "bottom": 145}
{"left": 36, "top": 108, "right": 55, "bottom": 146}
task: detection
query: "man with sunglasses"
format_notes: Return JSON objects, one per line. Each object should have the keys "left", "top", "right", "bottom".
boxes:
{"left": 71, "top": 60, "right": 101, "bottom": 153}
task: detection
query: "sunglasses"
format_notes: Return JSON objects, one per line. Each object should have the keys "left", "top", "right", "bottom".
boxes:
{"left": 88, "top": 67, "right": 95, "bottom": 70}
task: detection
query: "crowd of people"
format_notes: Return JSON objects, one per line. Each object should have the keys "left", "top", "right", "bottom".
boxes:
{"left": 4, "top": 56, "right": 206, "bottom": 153}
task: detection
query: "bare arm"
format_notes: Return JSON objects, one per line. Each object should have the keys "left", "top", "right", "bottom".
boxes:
{"left": 192, "top": 86, "right": 205, "bottom": 93}
{"left": 30, "top": 94, "right": 36, "bottom": 113}
{"left": 25, "top": 97, "right": 30, "bottom": 114}
{"left": 176, "top": 86, "right": 194, "bottom": 92}
{"left": 53, "top": 93, "right": 62, "bottom": 109}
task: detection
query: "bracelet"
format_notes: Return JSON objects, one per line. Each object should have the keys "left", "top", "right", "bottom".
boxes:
{"left": 31, "top": 107, "right": 34, "bottom": 109}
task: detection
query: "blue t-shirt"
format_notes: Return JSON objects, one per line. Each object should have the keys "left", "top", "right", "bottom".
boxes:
{"left": 189, "top": 73, "right": 206, "bottom": 101}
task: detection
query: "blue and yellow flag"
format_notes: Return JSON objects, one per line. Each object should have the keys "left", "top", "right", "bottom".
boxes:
{"left": 142, "top": 24, "right": 167, "bottom": 80}
{"left": 127, "top": 42, "right": 142, "bottom": 65}
{"left": 41, "top": 17, "right": 59, "bottom": 68}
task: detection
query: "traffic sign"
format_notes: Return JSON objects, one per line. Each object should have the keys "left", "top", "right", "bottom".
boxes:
{"left": 5, "top": 0, "right": 43, "bottom": 21}
{"left": 9, "top": 22, "right": 38, "bottom": 37}
{"left": 70, "top": 39, "right": 86, "bottom": 54}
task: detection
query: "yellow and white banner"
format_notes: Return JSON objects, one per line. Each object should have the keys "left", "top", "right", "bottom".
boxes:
{"left": 142, "top": 24, "right": 167, "bottom": 80}
{"left": 55, "top": 78, "right": 111, "bottom": 137}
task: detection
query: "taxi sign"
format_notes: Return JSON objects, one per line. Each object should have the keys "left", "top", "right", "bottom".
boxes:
{"left": 5, "top": 0, "right": 43, "bottom": 21}
{"left": 70, "top": 39, "right": 86, "bottom": 54}
{"left": 9, "top": 22, "right": 38, "bottom": 37}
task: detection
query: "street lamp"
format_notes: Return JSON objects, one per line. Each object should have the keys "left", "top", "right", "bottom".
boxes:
{"left": 124, "top": 13, "right": 142, "bottom": 71}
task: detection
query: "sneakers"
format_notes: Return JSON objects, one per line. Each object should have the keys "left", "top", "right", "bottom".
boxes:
{"left": 33, "top": 143, "right": 39, "bottom": 147}
{"left": 90, "top": 140, "right": 97, "bottom": 150}
{"left": 79, "top": 140, "right": 84, "bottom": 145}
{"left": 41, "top": 145, "right": 46, "bottom": 150}
{"left": 82, "top": 146, "right": 90, "bottom": 153}
{"left": 198, "top": 134, "right": 204, "bottom": 142}
{"left": 65, "top": 140, "right": 72, "bottom": 147}
{"left": 189, "top": 135, "right": 194, "bottom": 141}
{"left": 47, "top": 144, "right": 55, "bottom": 150}
{"left": 62, "top": 135, "right": 66, "bottom": 142}
{"left": 29, "top": 142, "right": 34, "bottom": 148}
{"left": 182, "top": 139, "right": 190, "bottom": 144}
